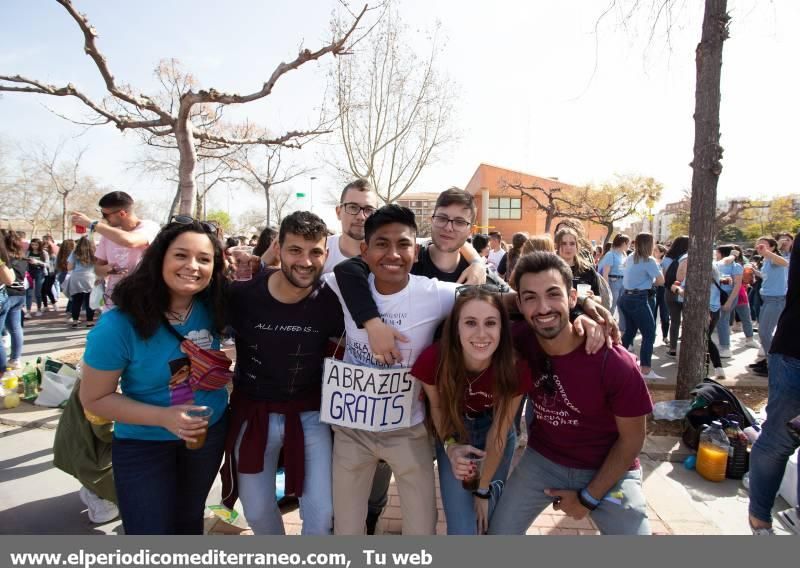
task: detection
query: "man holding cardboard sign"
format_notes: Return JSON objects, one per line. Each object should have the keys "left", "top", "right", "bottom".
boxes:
{"left": 324, "top": 205, "right": 461, "bottom": 535}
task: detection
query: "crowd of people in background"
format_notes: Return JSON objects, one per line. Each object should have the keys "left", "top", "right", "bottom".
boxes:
{"left": 0, "top": 184, "right": 797, "bottom": 537}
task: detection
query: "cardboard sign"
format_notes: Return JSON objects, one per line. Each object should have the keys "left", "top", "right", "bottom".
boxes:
{"left": 320, "top": 358, "right": 420, "bottom": 432}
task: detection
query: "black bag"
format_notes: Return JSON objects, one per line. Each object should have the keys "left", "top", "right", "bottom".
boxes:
{"left": 682, "top": 377, "right": 757, "bottom": 449}
{"left": 664, "top": 257, "right": 680, "bottom": 288}
{"left": 712, "top": 278, "right": 730, "bottom": 306}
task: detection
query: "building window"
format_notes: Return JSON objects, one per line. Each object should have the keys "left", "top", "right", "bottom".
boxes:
{"left": 488, "top": 197, "right": 521, "bottom": 220}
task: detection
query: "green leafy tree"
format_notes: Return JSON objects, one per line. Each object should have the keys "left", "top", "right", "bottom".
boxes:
{"left": 205, "top": 210, "right": 232, "bottom": 234}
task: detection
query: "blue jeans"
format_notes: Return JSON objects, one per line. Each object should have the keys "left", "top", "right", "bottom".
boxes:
{"left": 111, "top": 416, "right": 227, "bottom": 534}
{"left": 435, "top": 412, "right": 516, "bottom": 535}
{"left": 0, "top": 295, "right": 25, "bottom": 367}
{"left": 619, "top": 291, "right": 656, "bottom": 368}
{"left": 717, "top": 303, "right": 754, "bottom": 348}
{"left": 609, "top": 278, "right": 625, "bottom": 330}
{"left": 652, "top": 286, "right": 669, "bottom": 340}
{"left": 748, "top": 354, "right": 800, "bottom": 524}
{"left": 488, "top": 448, "right": 651, "bottom": 535}
{"left": 25, "top": 271, "right": 45, "bottom": 311}
{"left": 758, "top": 296, "right": 785, "bottom": 357}
{"left": 235, "top": 411, "right": 332, "bottom": 535}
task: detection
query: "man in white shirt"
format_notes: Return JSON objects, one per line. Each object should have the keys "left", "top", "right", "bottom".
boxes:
{"left": 487, "top": 231, "right": 506, "bottom": 269}
{"left": 323, "top": 179, "right": 378, "bottom": 274}
{"left": 71, "top": 191, "right": 160, "bottom": 311}
{"left": 325, "top": 205, "right": 459, "bottom": 535}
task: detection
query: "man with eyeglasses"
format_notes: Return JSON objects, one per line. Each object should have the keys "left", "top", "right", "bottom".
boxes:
{"left": 71, "top": 191, "right": 160, "bottom": 311}
{"left": 489, "top": 252, "right": 652, "bottom": 535}
{"left": 322, "top": 179, "right": 379, "bottom": 275}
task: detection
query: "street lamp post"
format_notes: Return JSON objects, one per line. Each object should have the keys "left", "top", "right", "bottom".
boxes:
{"left": 309, "top": 176, "right": 317, "bottom": 213}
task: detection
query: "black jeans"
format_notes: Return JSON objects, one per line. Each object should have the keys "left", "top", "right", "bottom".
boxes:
{"left": 41, "top": 274, "right": 57, "bottom": 307}
{"left": 70, "top": 292, "right": 94, "bottom": 322}
{"left": 707, "top": 310, "right": 722, "bottom": 369}
{"left": 665, "top": 290, "right": 683, "bottom": 351}
{"left": 652, "top": 285, "right": 670, "bottom": 340}
{"left": 111, "top": 416, "right": 227, "bottom": 534}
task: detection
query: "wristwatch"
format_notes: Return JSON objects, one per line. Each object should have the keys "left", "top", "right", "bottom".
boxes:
{"left": 89, "top": 221, "right": 99, "bottom": 233}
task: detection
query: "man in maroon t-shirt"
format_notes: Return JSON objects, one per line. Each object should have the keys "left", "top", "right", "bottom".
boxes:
{"left": 489, "top": 252, "right": 653, "bottom": 535}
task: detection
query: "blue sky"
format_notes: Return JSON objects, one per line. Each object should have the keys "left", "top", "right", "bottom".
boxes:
{"left": 1, "top": 0, "right": 797, "bottom": 229}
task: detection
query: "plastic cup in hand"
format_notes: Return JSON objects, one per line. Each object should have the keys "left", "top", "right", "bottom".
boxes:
{"left": 576, "top": 283, "right": 591, "bottom": 297}
{"left": 185, "top": 406, "right": 213, "bottom": 450}
{"left": 75, "top": 224, "right": 86, "bottom": 234}
{"left": 461, "top": 453, "right": 485, "bottom": 491}
{"left": 230, "top": 246, "right": 254, "bottom": 281}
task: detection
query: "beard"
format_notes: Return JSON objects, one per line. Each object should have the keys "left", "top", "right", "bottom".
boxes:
{"left": 529, "top": 312, "right": 567, "bottom": 340}
{"left": 345, "top": 224, "right": 365, "bottom": 241}
{"left": 281, "top": 263, "right": 320, "bottom": 289}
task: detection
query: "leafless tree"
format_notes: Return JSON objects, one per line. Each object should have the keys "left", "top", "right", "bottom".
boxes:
{"left": 269, "top": 186, "right": 298, "bottom": 227}
{"left": 333, "top": 7, "right": 453, "bottom": 203}
{"left": 500, "top": 181, "right": 569, "bottom": 234}
{"left": 34, "top": 142, "right": 88, "bottom": 238}
{"left": 0, "top": 0, "right": 370, "bottom": 215}
{"left": 225, "top": 145, "right": 309, "bottom": 227}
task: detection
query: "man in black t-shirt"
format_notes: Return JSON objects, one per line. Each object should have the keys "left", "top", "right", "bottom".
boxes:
{"left": 220, "top": 211, "right": 344, "bottom": 536}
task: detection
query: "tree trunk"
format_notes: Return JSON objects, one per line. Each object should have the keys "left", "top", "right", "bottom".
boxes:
{"left": 169, "top": 184, "right": 181, "bottom": 220}
{"left": 603, "top": 223, "right": 614, "bottom": 245}
{"left": 544, "top": 211, "right": 553, "bottom": 234}
{"left": 175, "top": 103, "right": 198, "bottom": 216}
{"left": 61, "top": 192, "right": 68, "bottom": 241}
{"left": 263, "top": 182, "right": 272, "bottom": 227}
{"left": 676, "top": 0, "right": 729, "bottom": 400}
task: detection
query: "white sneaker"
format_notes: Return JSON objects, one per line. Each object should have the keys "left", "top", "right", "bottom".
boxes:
{"left": 79, "top": 486, "right": 119, "bottom": 524}
{"left": 34, "top": 310, "right": 43, "bottom": 317}
{"left": 1, "top": 334, "right": 9, "bottom": 351}
{"left": 744, "top": 337, "right": 758, "bottom": 348}
{"left": 714, "top": 367, "right": 725, "bottom": 379}
{"left": 719, "top": 347, "right": 732, "bottom": 358}
{"left": 642, "top": 370, "right": 666, "bottom": 380}
{"left": 776, "top": 508, "right": 800, "bottom": 535}
{"left": 757, "top": 347, "right": 765, "bottom": 358}
{"left": 7, "top": 359, "right": 20, "bottom": 370}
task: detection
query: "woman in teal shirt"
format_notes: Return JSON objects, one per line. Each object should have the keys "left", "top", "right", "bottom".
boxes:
{"left": 80, "top": 219, "right": 229, "bottom": 534}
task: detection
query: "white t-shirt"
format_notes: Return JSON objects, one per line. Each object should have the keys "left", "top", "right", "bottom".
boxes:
{"left": 95, "top": 219, "right": 160, "bottom": 309}
{"left": 322, "top": 234, "right": 352, "bottom": 275}
{"left": 487, "top": 248, "right": 506, "bottom": 269}
{"left": 324, "top": 273, "right": 459, "bottom": 427}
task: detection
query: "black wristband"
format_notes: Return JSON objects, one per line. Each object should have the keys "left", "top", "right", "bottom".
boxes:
{"left": 472, "top": 488, "right": 491, "bottom": 499}
{"left": 577, "top": 489, "right": 598, "bottom": 510}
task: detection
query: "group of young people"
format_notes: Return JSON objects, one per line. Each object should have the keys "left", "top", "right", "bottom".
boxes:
{"left": 65, "top": 181, "right": 656, "bottom": 536}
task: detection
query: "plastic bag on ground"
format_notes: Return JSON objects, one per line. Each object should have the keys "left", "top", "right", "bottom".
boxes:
{"left": 652, "top": 399, "right": 693, "bottom": 421}
{"left": 34, "top": 371, "right": 78, "bottom": 408}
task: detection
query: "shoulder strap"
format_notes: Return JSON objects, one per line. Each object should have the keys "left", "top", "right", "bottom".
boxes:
{"left": 711, "top": 278, "right": 724, "bottom": 292}
{"left": 161, "top": 316, "right": 187, "bottom": 343}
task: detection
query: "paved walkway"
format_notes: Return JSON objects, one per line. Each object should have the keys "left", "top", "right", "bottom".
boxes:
{"left": 1, "top": 305, "right": 794, "bottom": 536}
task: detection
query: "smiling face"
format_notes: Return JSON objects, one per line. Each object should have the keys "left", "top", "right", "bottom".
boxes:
{"left": 517, "top": 268, "right": 577, "bottom": 341}
{"left": 279, "top": 232, "right": 327, "bottom": 289}
{"left": 557, "top": 234, "right": 578, "bottom": 264}
{"left": 337, "top": 187, "right": 378, "bottom": 242}
{"left": 431, "top": 203, "right": 473, "bottom": 253}
{"left": 162, "top": 231, "right": 215, "bottom": 299}
{"left": 360, "top": 222, "right": 416, "bottom": 294}
{"left": 457, "top": 298, "right": 501, "bottom": 371}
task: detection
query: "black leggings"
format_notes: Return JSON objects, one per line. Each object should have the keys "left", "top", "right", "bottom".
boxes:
{"left": 42, "top": 274, "right": 57, "bottom": 307}
{"left": 665, "top": 291, "right": 683, "bottom": 351}
{"left": 70, "top": 292, "right": 94, "bottom": 322}
{"left": 707, "top": 310, "right": 722, "bottom": 369}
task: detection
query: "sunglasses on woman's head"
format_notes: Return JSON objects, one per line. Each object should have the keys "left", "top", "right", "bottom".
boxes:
{"left": 455, "top": 283, "right": 501, "bottom": 298}
{"left": 170, "top": 215, "right": 218, "bottom": 235}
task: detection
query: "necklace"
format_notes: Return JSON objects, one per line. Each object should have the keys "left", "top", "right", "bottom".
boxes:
{"left": 166, "top": 300, "right": 194, "bottom": 324}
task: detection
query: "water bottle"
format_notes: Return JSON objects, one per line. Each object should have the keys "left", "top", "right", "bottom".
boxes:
{"left": 724, "top": 420, "right": 749, "bottom": 479}
{"left": 696, "top": 420, "right": 730, "bottom": 482}
{"left": 21, "top": 361, "right": 38, "bottom": 401}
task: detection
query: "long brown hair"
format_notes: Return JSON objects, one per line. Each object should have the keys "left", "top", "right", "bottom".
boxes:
{"left": 632, "top": 232, "right": 654, "bottom": 263}
{"left": 555, "top": 227, "right": 592, "bottom": 273}
{"left": 433, "top": 287, "right": 519, "bottom": 446}
{"left": 73, "top": 236, "right": 96, "bottom": 266}
{"left": 56, "top": 239, "right": 75, "bottom": 272}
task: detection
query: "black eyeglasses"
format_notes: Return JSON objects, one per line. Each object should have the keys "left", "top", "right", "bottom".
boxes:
{"left": 431, "top": 214, "right": 471, "bottom": 230}
{"left": 455, "top": 283, "right": 501, "bottom": 298}
{"left": 538, "top": 355, "right": 556, "bottom": 396}
{"left": 341, "top": 203, "right": 377, "bottom": 217}
{"left": 170, "top": 215, "right": 218, "bottom": 234}
{"left": 99, "top": 208, "right": 123, "bottom": 220}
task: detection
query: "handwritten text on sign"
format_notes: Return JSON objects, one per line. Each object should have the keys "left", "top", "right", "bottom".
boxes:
{"left": 321, "top": 358, "right": 419, "bottom": 431}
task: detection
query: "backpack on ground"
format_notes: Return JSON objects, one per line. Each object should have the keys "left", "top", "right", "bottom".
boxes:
{"left": 682, "top": 377, "right": 758, "bottom": 450}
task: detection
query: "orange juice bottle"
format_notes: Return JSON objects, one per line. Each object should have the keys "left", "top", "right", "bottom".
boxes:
{"left": 696, "top": 421, "right": 730, "bottom": 482}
